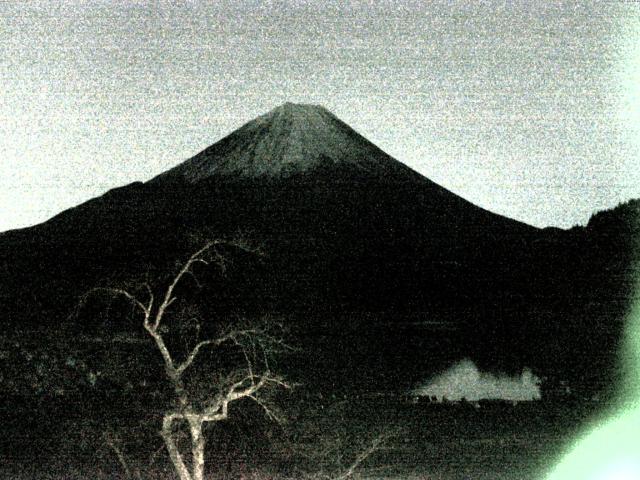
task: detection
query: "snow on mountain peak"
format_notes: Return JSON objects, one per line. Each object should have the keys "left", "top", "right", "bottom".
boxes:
{"left": 155, "top": 103, "right": 415, "bottom": 182}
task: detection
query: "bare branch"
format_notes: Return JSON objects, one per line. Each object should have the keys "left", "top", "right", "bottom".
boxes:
{"left": 227, "top": 372, "right": 267, "bottom": 401}
{"left": 103, "top": 431, "right": 135, "bottom": 480}
{"left": 78, "top": 286, "right": 153, "bottom": 333}
{"left": 148, "top": 441, "right": 167, "bottom": 469}
{"left": 143, "top": 282, "right": 154, "bottom": 314}
{"left": 333, "top": 431, "right": 396, "bottom": 480}
{"left": 248, "top": 393, "right": 285, "bottom": 425}
{"left": 175, "top": 339, "right": 220, "bottom": 375}
{"left": 229, "top": 229, "right": 265, "bottom": 257}
{"left": 199, "top": 370, "right": 291, "bottom": 424}
{"left": 83, "top": 287, "right": 150, "bottom": 316}
{"left": 264, "top": 374, "right": 292, "bottom": 390}
{"left": 175, "top": 328, "right": 258, "bottom": 375}
{"left": 152, "top": 239, "right": 258, "bottom": 331}
{"left": 153, "top": 241, "right": 217, "bottom": 331}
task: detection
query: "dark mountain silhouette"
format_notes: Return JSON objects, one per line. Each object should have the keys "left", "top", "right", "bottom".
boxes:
{"left": 1, "top": 104, "right": 639, "bottom": 478}
{"left": 0, "top": 103, "right": 637, "bottom": 395}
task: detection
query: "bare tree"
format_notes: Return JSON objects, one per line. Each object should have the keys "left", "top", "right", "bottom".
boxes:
{"left": 275, "top": 398, "right": 398, "bottom": 480}
{"left": 81, "top": 240, "right": 290, "bottom": 480}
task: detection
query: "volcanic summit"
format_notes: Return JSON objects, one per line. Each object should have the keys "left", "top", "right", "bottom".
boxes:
{"left": 155, "top": 102, "right": 419, "bottom": 182}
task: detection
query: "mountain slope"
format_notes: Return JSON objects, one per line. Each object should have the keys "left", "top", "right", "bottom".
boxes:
{"left": 0, "top": 104, "right": 636, "bottom": 394}
{"left": 154, "top": 102, "right": 423, "bottom": 181}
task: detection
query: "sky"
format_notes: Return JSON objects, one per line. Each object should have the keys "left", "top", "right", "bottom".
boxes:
{"left": 1, "top": 0, "right": 639, "bottom": 231}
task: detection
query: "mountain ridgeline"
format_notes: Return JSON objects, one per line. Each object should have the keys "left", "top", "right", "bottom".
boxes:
{"left": 1, "top": 103, "right": 638, "bottom": 393}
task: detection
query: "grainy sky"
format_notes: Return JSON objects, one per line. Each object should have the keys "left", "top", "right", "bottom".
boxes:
{"left": 1, "top": 0, "right": 639, "bottom": 231}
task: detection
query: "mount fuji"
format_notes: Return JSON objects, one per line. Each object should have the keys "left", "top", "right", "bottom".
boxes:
{"left": 0, "top": 103, "right": 637, "bottom": 392}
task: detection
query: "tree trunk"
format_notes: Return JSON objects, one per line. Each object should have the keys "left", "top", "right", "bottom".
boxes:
{"left": 162, "top": 415, "right": 192, "bottom": 480}
{"left": 189, "top": 418, "right": 206, "bottom": 480}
